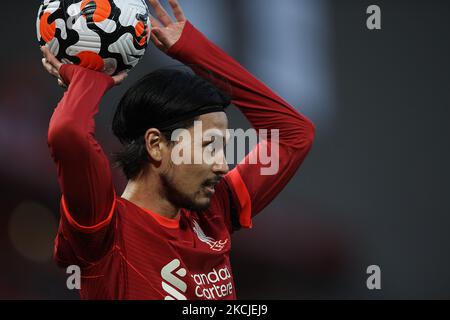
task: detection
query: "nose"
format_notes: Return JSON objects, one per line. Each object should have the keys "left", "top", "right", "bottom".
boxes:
{"left": 212, "top": 156, "right": 229, "bottom": 175}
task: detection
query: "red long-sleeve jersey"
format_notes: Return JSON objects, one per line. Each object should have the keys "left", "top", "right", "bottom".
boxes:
{"left": 48, "top": 21, "right": 315, "bottom": 300}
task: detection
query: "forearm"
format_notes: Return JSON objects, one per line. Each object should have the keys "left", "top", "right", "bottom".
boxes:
{"left": 48, "top": 65, "right": 114, "bottom": 135}
{"left": 48, "top": 65, "right": 116, "bottom": 228}
{"left": 167, "top": 21, "right": 315, "bottom": 149}
{"left": 168, "top": 22, "right": 316, "bottom": 222}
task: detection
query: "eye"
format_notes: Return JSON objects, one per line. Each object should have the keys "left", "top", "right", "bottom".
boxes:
{"left": 205, "top": 142, "right": 215, "bottom": 154}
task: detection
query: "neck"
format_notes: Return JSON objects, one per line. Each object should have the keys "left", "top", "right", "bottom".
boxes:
{"left": 121, "top": 172, "right": 180, "bottom": 220}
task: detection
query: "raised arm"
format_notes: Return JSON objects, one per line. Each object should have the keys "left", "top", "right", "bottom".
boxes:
{"left": 149, "top": 1, "right": 315, "bottom": 229}
{"left": 43, "top": 47, "right": 125, "bottom": 235}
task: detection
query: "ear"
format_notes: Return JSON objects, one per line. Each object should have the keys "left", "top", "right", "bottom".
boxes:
{"left": 144, "top": 128, "right": 164, "bottom": 162}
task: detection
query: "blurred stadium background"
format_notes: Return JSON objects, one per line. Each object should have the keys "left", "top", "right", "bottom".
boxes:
{"left": 0, "top": 0, "right": 449, "bottom": 299}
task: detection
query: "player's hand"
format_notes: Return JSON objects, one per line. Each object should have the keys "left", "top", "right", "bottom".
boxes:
{"left": 40, "top": 47, "right": 127, "bottom": 88}
{"left": 41, "top": 47, "right": 66, "bottom": 88}
{"left": 148, "top": 0, "right": 187, "bottom": 52}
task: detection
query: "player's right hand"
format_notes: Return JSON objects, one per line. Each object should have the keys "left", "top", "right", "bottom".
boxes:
{"left": 40, "top": 47, "right": 128, "bottom": 88}
{"left": 41, "top": 47, "right": 66, "bottom": 88}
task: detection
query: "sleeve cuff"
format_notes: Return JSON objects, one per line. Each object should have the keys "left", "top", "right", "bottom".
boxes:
{"left": 59, "top": 64, "right": 115, "bottom": 89}
{"left": 60, "top": 192, "right": 116, "bottom": 234}
{"left": 224, "top": 168, "right": 253, "bottom": 229}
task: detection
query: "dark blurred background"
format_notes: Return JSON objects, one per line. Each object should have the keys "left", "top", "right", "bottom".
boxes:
{"left": 1, "top": 0, "right": 449, "bottom": 299}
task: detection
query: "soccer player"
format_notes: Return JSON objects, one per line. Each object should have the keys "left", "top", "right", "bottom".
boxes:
{"left": 42, "top": 0, "right": 315, "bottom": 300}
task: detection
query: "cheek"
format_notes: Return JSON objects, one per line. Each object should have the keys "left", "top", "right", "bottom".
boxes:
{"left": 171, "top": 164, "right": 205, "bottom": 191}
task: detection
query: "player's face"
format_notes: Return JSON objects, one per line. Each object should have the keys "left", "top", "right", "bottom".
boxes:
{"left": 161, "top": 112, "right": 230, "bottom": 211}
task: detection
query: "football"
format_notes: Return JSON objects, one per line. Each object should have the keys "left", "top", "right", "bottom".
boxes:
{"left": 37, "top": 0, "right": 151, "bottom": 75}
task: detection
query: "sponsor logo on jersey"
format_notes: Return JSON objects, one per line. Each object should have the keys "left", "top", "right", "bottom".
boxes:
{"left": 161, "top": 259, "right": 187, "bottom": 300}
{"left": 161, "top": 259, "right": 234, "bottom": 300}
{"left": 191, "top": 265, "right": 234, "bottom": 299}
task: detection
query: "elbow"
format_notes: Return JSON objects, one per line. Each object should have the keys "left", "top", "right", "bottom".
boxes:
{"left": 306, "top": 119, "right": 316, "bottom": 147}
{"left": 293, "top": 117, "right": 315, "bottom": 150}
{"left": 277, "top": 117, "right": 316, "bottom": 151}
{"left": 48, "top": 120, "right": 86, "bottom": 153}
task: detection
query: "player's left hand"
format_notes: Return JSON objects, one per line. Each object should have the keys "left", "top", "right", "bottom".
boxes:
{"left": 148, "top": 0, "right": 187, "bottom": 52}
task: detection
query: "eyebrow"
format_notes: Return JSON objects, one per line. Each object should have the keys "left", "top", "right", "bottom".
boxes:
{"left": 202, "top": 133, "right": 229, "bottom": 145}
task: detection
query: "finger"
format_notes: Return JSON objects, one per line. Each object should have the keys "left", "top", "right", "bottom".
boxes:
{"left": 41, "top": 58, "right": 60, "bottom": 78}
{"left": 151, "top": 27, "right": 171, "bottom": 49}
{"left": 112, "top": 71, "right": 128, "bottom": 85}
{"left": 149, "top": 14, "right": 165, "bottom": 48}
{"left": 148, "top": 0, "right": 173, "bottom": 27}
{"left": 41, "top": 47, "right": 62, "bottom": 71}
{"left": 57, "top": 78, "right": 67, "bottom": 89}
{"left": 41, "top": 46, "right": 62, "bottom": 70}
{"left": 149, "top": 13, "right": 162, "bottom": 28}
{"left": 150, "top": 29, "right": 164, "bottom": 49}
{"left": 168, "top": 0, "right": 186, "bottom": 22}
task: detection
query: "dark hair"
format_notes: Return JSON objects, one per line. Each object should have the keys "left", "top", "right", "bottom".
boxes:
{"left": 112, "top": 68, "right": 231, "bottom": 180}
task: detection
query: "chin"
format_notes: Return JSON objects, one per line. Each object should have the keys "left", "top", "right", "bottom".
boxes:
{"left": 190, "top": 197, "right": 212, "bottom": 212}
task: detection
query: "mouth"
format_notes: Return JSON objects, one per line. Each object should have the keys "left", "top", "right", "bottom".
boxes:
{"left": 203, "top": 185, "right": 216, "bottom": 196}
{"left": 202, "top": 179, "right": 221, "bottom": 196}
